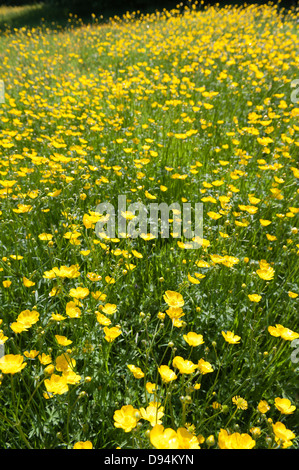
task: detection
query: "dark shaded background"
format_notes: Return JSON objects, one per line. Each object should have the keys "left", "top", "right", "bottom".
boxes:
{"left": 0, "top": 0, "right": 297, "bottom": 33}
{"left": 2, "top": 0, "right": 298, "bottom": 17}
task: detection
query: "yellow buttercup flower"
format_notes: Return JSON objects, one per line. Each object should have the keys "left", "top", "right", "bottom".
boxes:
{"left": 172, "top": 356, "right": 197, "bottom": 374}
{"left": 63, "top": 370, "right": 81, "bottom": 385}
{"left": 127, "top": 364, "right": 144, "bottom": 378}
{"left": 187, "top": 273, "right": 200, "bottom": 284}
{"left": 197, "top": 358, "right": 214, "bottom": 374}
{"left": 266, "top": 234, "right": 277, "bottom": 241}
{"left": 218, "top": 429, "right": 255, "bottom": 449}
{"left": 268, "top": 324, "right": 299, "bottom": 341}
{"left": 103, "top": 326, "right": 122, "bottom": 342}
{"left": 121, "top": 211, "right": 136, "bottom": 220}
{"left": 13, "top": 204, "right": 32, "bottom": 214}
{"left": 150, "top": 424, "right": 179, "bottom": 449}
{"left": 177, "top": 427, "right": 201, "bottom": 449}
{"left": 272, "top": 422, "right": 296, "bottom": 443}
{"left": 0, "top": 331, "right": 8, "bottom": 344}
{"left": 140, "top": 233, "right": 156, "bottom": 241}
{"left": 257, "top": 400, "right": 270, "bottom": 414}
{"left": 17, "top": 309, "right": 39, "bottom": 326}
{"left": 52, "top": 264, "right": 81, "bottom": 279}
{"left": 165, "top": 307, "right": 185, "bottom": 324}
{"left": 274, "top": 397, "right": 296, "bottom": 415}
{"left": 268, "top": 324, "right": 283, "bottom": 337}
{"left": 51, "top": 313, "right": 66, "bottom": 321}
{"left": 0, "top": 180, "right": 17, "bottom": 188}
{"left": 2, "top": 280, "right": 12, "bottom": 288}
{"left": 183, "top": 331, "right": 204, "bottom": 347}
{"left": 248, "top": 294, "right": 262, "bottom": 302}
{"left": 44, "top": 374, "right": 69, "bottom": 395}
{"left": 24, "top": 350, "right": 39, "bottom": 359}
{"left": 44, "top": 364, "right": 55, "bottom": 376}
{"left": 222, "top": 331, "right": 241, "bottom": 344}
{"left": 10, "top": 321, "right": 29, "bottom": 334}
{"left": 10, "top": 309, "right": 39, "bottom": 333}
{"left": 144, "top": 190, "right": 156, "bottom": 200}
{"left": 280, "top": 327, "right": 299, "bottom": 341}
{"left": 73, "top": 441, "right": 93, "bottom": 449}
{"left": 207, "top": 211, "right": 222, "bottom": 220}
{"left": 158, "top": 365, "right": 177, "bottom": 383}
{"left": 259, "top": 219, "right": 272, "bottom": 226}
{"left": 91, "top": 291, "right": 107, "bottom": 301}
{"left": 86, "top": 272, "right": 102, "bottom": 282}
{"left": 55, "top": 335, "right": 72, "bottom": 346}
{"left": 102, "top": 303, "right": 117, "bottom": 315}
{"left": 66, "top": 301, "right": 81, "bottom": 318}
{"left": 256, "top": 267, "right": 275, "bottom": 280}
{"left": 232, "top": 396, "right": 248, "bottom": 410}
{"left": 55, "top": 353, "right": 76, "bottom": 372}
{"left": 38, "top": 353, "right": 52, "bottom": 365}
{"left": 69, "top": 287, "right": 89, "bottom": 299}
{"left": 256, "top": 260, "right": 275, "bottom": 280}
{"left": 38, "top": 233, "right": 53, "bottom": 241}
{"left": 0, "top": 354, "right": 26, "bottom": 374}
{"left": 146, "top": 382, "right": 157, "bottom": 394}
{"left": 95, "top": 312, "right": 111, "bottom": 326}
{"left": 113, "top": 405, "right": 140, "bottom": 433}
{"left": 22, "top": 277, "right": 35, "bottom": 287}
{"left": 163, "top": 290, "right": 184, "bottom": 308}
{"left": 131, "top": 249, "right": 143, "bottom": 258}
{"left": 139, "top": 402, "right": 164, "bottom": 426}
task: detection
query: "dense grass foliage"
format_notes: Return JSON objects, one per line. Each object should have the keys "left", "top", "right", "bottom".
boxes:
{"left": 0, "top": 1, "right": 298, "bottom": 449}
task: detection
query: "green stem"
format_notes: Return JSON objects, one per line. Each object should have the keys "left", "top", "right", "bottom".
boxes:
{"left": 66, "top": 393, "right": 81, "bottom": 445}
{"left": 15, "top": 422, "right": 32, "bottom": 449}
{"left": 19, "top": 377, "right": 45, "bottom": 425}
{"left": 225, "top": 407, "right": 238, "bottom": 428}
{"left": 181, "top": 401, "right": 186, "bottom": 426}
{"left": 11, "top": 374, "right": 18, "bottom": 419}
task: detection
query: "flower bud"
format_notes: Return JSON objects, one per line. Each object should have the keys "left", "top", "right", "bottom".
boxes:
{"left": 265, "top": 436, "right": 273, "bottom": 448}
{"left": 206, "top": 435, "right": 215, "bottom": 446}
{"left": 44, "top": 364, "right": 55, "bottom": 375}
{"left": 82, "top": 423, "right": 89, "bottom": 433}
{"left": 250, "top": 427, "right": 261, "bottom": 438}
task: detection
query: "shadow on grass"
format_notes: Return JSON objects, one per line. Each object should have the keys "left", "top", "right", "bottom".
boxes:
{"left": 0, "top": 0, "right": 297, "bottom": 34}
{"left": 0, "top": 3, "right": 72, "bottom": 32}
{"left": 0, "top": 0, "right": 189, "bottom": 33}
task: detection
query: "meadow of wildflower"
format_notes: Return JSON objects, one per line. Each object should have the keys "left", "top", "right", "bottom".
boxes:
{"left": 0, "top": 0, "right": 298, "bottom": 450}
